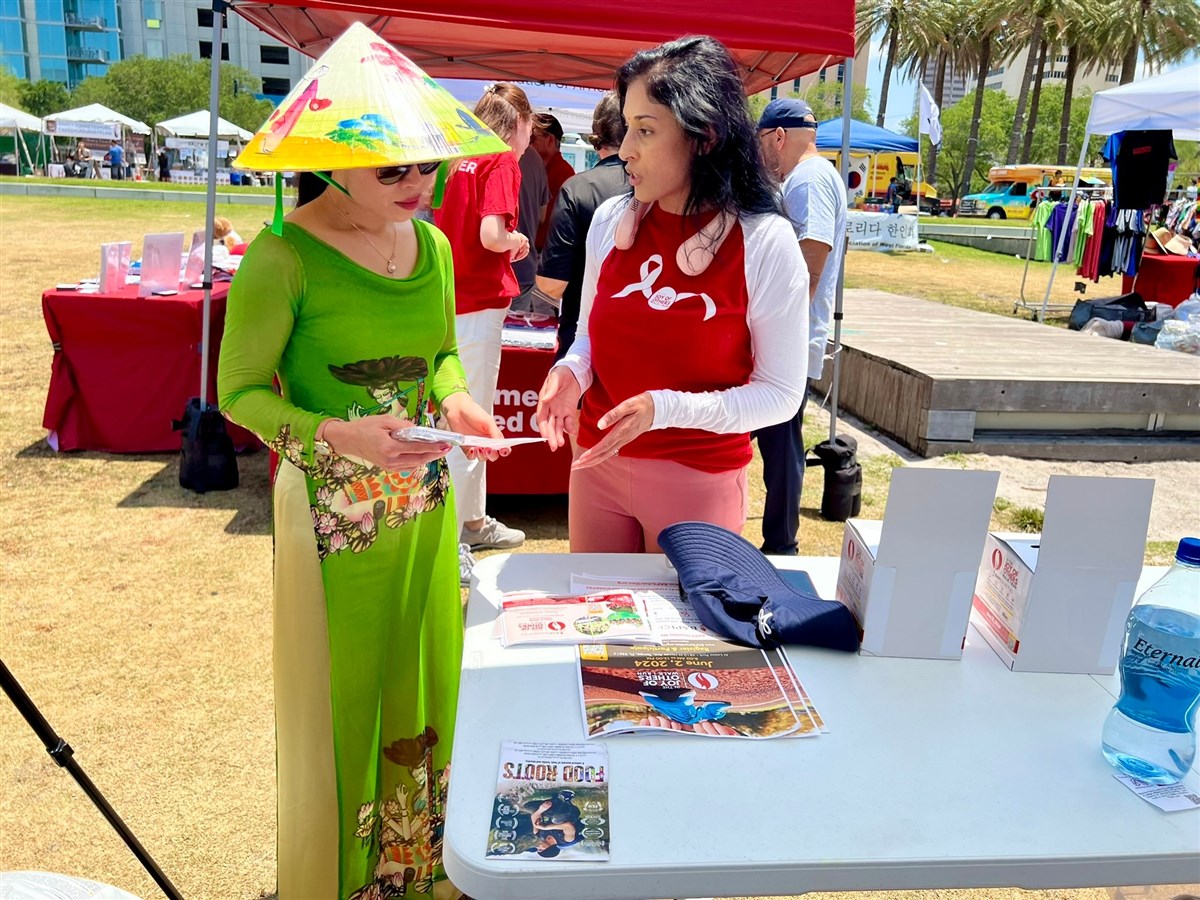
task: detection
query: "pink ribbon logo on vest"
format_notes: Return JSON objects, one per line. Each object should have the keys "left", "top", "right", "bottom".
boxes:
{"left": 612, "top": 254, "right": 716, "bottom": 321}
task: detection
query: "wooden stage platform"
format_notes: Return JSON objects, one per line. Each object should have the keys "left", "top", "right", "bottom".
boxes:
{"left": 813, "top": 290, "right": 1200, "bottom": 462}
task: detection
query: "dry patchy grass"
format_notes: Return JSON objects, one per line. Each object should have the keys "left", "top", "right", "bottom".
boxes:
{"left": 0, "top": 196, "right": 1127, "bottom": 900}
{"left": 845, "top": 240, "right": 1081, "bottom": 324}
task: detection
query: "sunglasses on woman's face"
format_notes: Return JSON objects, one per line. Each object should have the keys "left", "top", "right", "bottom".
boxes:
{"left": 375, "top": 161, "right": 442, "bottom": 184}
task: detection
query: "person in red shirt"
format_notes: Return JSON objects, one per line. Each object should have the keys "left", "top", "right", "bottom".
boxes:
{"left": 531, "top": 113, "right": 579, "bottom": 251}
{"left": 536, "top": 36, "right": 810, "bottom": 554}
{"left": 434, "top": 82, "right": 533, "bottom": 579}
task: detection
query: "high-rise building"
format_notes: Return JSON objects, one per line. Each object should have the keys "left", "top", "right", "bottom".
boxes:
{"left": 0, "top": 0, "right": 310, "bottom": 99}
{"left": 117, "top": 0, "right": 310, "bottom": 100}
{"left": 752, "top": 44, "right": 871, "bottom": 112}
{"left": 920, "top": 57, "right": 970, "bottom": 109}
{"left": 979, "top": 45, "right": 1136, "bottom": 98}
{"left": 1, "top": 0, "right": 123, "bottom": 87}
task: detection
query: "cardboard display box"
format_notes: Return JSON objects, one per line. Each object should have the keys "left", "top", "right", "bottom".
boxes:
{"left": 835, "top": 467, "right": 1000, "bottom": 659}
{"left": 970, "top": 475, "right": 1155, "bottom": 675}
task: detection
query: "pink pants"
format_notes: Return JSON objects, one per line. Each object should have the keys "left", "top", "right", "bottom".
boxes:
{"left": 568, "top": 453, "right": 749, "bottom": 553}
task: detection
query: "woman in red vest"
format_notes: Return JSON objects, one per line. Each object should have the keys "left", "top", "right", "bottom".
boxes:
{"left": 537, "top": 35, "right": 811, "bottom": 553}
{"left": 434, "top": 83, "right": 533, "bottom": 580}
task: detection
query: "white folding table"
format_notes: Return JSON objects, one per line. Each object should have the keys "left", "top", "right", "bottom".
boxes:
{"left": 443, "top": 553, "right": 1199, "bottom": 900}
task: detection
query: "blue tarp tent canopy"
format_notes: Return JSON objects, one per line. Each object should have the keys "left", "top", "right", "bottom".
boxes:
{"left": 815, "top": 119, "right": 916, "bottom": 152}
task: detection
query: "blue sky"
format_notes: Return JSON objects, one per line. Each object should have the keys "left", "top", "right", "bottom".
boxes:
{"left": 866, "top": 40, "right": 918, "bottom": 131}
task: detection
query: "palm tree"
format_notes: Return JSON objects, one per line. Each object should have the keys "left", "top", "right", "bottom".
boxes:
{"left": 1005, "top": 0, "right": 1059, "bottom": 164}
{"left": 856, "top": 0, "right": 942, "bottom": 128}
{"left": 1107, "top": 0, "right": 1200, "bottom": 84}
{"left": 1054, "top": 2, "right": 1105, "bottom": 165}
{"left": 918, "top": 0, "right": 964, "bottom": 189}
{"left": 1020, "top": 36, "right": 1050, "bottom": 163}
{"left": 957, "top": 1, "right": 1009, "bottom": 201}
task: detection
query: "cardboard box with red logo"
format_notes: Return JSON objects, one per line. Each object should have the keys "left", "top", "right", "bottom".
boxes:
{"left": 834, "top": 468, "right": 1000, "bottom": 659}
{"left": 969, "top": 475, "right": 1154, "bottom": 675}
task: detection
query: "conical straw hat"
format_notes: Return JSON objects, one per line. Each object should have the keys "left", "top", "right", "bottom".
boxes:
{"left": 235, "top": 21, "right": 509, "bottom": 171}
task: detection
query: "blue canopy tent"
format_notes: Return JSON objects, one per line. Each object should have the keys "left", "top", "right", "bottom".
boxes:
{"left": 815, "top": 118, "right": 916, "bottom": 152}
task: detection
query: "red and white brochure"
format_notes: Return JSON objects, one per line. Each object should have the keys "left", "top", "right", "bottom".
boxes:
{"left": 498, "top": 591, "right": 660, "bottom": 647}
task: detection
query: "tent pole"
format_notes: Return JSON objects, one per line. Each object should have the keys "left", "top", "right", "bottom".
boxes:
{"left": 1039, "top": 133, "right": 1089, "bottom": 322}
{"left": 199, "top": 0, "right": 227, "bottom": 409}
{"left": 830, "top": 55, "right": 853, "bottom": 442}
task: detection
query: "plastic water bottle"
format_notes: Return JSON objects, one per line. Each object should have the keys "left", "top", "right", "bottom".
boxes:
{"left": 1101, "top": 537, "right": 1200, "bottom": 784}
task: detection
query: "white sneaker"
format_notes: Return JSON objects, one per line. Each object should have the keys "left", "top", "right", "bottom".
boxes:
{"left": 461, "top": 516, "right": 525, "bottom": 550}
{"left": 458, "top": 543, "right": 477, "bottom": 586}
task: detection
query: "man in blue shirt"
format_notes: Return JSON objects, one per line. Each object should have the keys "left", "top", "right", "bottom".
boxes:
{"left": 107, "top": 140, "right": 124, "bottom": 180}
{"left": 754, "top": 98, "right": 847, "bottom": 555}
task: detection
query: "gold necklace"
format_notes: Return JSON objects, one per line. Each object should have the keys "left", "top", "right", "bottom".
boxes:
{"left": 335, "top": 203, "right": 399, "bottom": 274}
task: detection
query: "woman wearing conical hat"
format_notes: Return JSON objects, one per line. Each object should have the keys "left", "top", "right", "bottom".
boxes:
{"left": 217, "top": 24, "right": 510, "bottom": 900}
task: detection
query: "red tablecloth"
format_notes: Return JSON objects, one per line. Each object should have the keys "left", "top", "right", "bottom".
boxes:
{"left": 487, "top": 344, "right": 571, "bottom": 495}
{"left": 1123, "top": 254, "right": 1199, "bottom": 307}
{"left": 41, "top": 284, "right": 256, "bottom": 452}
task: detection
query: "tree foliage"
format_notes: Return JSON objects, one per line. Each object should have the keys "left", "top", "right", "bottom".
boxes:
{"left": 0, "top": 66, "right": 24, "bottom": 110}
{"left": 17, "top": 80, "right": 70, "bottom": 117}
{"left": 904, "top": 83, "right": 1106, "bottom": 199}
{"left": 791, "top": 82, "right": 872, "bottom": 124}
{"left": 69, "top": 55, "right": 273, "bottom": 131}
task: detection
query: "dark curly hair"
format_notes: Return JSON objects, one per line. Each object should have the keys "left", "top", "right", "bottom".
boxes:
{"left": 616, "top": 35, "right": 779, "bottom": 220}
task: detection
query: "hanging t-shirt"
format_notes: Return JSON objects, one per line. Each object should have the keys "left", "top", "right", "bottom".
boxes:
{"left": 1033, "top": 200, "right": 1056, "bottom": 261}
{"left": 1102, "top": 130, "right": 1177, "bottom": 210}
{"left": 434, "top": 151, "right": 522, "bottom": 313}
{"left": 1046, "top": 202, "right": 1077, "bottom": 263}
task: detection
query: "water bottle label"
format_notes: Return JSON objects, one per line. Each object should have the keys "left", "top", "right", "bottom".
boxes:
{"left": 1116, "top": 605, "right": 1200, "bottom": 733}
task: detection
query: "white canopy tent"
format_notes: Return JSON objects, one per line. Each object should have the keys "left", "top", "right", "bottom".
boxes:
{"left": 155, "top": 110, "right": 252, "bottom": 142}
{"left": 0, "top": 101, "right": 43, "bottom": 173}
{"left": 43, "top": 102, "right": 152, "bottom": 135}
{"left": 1040, "top": 62, "right": 1200, "bottom": 320}
{"left": 0, "top": 102, "right": 41, "bottom": 132}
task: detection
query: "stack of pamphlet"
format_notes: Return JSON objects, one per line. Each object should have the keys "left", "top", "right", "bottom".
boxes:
{"left": 569, "top": 573, "right": 826, "bottom": 740}
{"left": 577, "top": 638, "right": 824, "bottom": 739}
{"left": 487, "top": 741, "right": 610, "bottom": 862}
{"left": 498, "top": 591, "right": 659, "bottom": 647}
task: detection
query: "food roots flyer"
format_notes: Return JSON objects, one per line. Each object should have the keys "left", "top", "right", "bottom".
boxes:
{"left": 486, "top": 741, "right": 610, "bottom": 862}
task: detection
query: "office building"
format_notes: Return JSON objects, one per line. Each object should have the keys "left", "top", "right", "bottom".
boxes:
{"left": 0, "top": 0, "right": 309, "bottom": 98}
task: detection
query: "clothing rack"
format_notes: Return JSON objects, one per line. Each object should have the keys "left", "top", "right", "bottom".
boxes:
{"left": 1015, "top": 186, "right": 1113, "bottom": 318}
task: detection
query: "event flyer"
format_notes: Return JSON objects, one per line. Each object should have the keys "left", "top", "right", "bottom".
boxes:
{"left": 498, "top": 591, "right": 658, "bottom": 647}
{"left": 577, "top": 641, "right": 820, "bottom": 739}
{"left": 569, "top": 573, "right": 717, "bottom": 643}
{"left": 486, "top": 741, "right": 610, "bottom": 862}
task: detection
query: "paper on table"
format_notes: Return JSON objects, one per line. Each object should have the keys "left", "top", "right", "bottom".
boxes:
{"left": 498, "top": 591, "right": 659, "bottom": 647}
{"left": 570, "top": 572, "right": 716, "bottom": 643}
{"left": 1113, "top": 773, "right": 1200, "bottom": 812}
{"left": 577, "top": 640, "right": 819, "bottom": 740}
{"left": 487, "top": 741, "right": 610, "bottom": 862}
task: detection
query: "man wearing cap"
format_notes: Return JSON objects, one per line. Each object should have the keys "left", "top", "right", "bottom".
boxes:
{"left": 531, "top": 113, "right": 578, "bottom": 250}
{"left": 753, "top": 97, "right": 846, "bottom": 555}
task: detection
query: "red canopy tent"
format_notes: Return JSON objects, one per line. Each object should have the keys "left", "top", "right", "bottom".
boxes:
{"left": 185, "top": 0, "right": 858, "bottom": 489}
{"left": 227, "top": 0, "right": 854, "bottom": 93}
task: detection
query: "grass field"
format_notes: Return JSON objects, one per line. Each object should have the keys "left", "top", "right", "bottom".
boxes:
{"left": 0, "top": 194, "right": 1137, "bottom": 900}
{"left": 1, "top": 173, "right": 277, "bottom": 195}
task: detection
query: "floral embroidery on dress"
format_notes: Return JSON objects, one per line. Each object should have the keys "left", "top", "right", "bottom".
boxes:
{"left": 271, "top": 355, "right": 453, "bottom": 561}
{"left": 348, "top": 727, "right": 450, "bottom": 899}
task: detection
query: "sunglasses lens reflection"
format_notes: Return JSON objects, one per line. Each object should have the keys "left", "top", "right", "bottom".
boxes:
{"left": 376, "top": 162, "right": 441, "bottom": 184}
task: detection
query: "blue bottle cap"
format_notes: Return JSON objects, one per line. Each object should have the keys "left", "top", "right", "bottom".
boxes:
{"left": 1177, "top": 537, "right": 1200, "bottom": 565}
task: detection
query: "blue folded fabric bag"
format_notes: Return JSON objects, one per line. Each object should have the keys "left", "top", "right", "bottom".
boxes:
{"left": 658, "top": 521, "right": 860, "bottom": 652}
